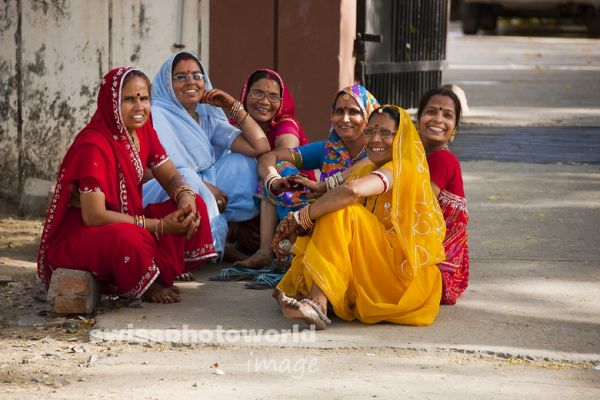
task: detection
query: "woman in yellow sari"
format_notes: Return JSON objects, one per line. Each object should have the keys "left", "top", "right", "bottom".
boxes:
{"left": 272, "top": 105, "right": 446, "bottom": 329}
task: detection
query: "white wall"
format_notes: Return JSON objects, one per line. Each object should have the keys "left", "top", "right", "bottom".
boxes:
{"left": 0, "top": 0, "right": 206, "bottom": 201}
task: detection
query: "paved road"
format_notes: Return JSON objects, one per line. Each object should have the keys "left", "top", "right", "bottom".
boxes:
{"left": 444, "top": 23, "right": 600, "bottom": 126}
{"left": 87, "top": 28, "right": 600, "bottom": 399}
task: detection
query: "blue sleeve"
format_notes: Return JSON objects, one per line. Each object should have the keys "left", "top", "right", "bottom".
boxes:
{"left": 204, "top": 116, "right": 241, "bottom": 155}
{"left": 297, "top": 141, "right": 326, "bottom": 170}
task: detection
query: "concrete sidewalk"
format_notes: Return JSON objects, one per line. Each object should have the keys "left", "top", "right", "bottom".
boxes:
{"left": 93, "top": 160, "right": 600, "bottom": 363}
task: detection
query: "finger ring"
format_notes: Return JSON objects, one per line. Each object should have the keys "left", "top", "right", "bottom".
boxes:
{"left": 217, "top": 200, "right": 223, "bottom": 205}
{"left": 278, "top": 239, "right": 292, "bottom": 252}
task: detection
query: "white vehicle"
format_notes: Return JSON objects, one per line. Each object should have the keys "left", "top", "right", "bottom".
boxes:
{"left": 461, "top": 0, "right": 600, "bottom": 36}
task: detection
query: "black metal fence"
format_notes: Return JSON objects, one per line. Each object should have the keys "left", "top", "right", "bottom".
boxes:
{"left": 356, "top": 0, "right": 448, "bottom": 108}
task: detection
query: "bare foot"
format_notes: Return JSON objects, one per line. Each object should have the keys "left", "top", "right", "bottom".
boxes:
{"left": 233, "top": 249, "right": 272, "bottom": 269}
{"left": 142, "top": 282, "right": 180, "bottom": 304}
{"left": 222, "top": 242, "right": 249, "bottom": 263}
{"left": 175, "top": 272, "right": 194, "bottom": 281}
{"left": 168, "top": 286, "right": 181, "bottom": 302}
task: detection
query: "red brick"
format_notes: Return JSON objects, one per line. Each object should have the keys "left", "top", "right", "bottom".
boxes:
{"left": 47, "top": 269, "right": 99, "bottom": 314}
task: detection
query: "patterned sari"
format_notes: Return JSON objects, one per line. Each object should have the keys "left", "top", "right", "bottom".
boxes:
{"left": 37, "top": 67, "right": 216, "bottom": 297}
{"left": 277, "top": 106, "right": 446, "bottom": 325}
{"left": 262, "top": 84, "right": 379, "bottom": 218}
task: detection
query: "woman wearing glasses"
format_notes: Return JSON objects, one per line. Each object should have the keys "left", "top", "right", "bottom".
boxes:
{"left": 271, "top": 106, "right": 446, "bottom": 329}
{"left": 142, "top": 52, "right": 270, "bottom": 267}
{"left": 228, "top": 69, "right": 312, "bottom": 268}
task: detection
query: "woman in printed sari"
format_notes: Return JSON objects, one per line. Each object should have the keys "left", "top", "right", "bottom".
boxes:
{"left": 271, "top": 105, "right": 446, "bottom": 329}
{"left": 416, "top": 87, "right": 469, "bottom": 305}
{"left": 142, "top": 52, "right": 270, "bottom": 265}
{"left": 235, "top": 85, "right": 379, "bottom": 270}
{"left": 38, "top": 67, "right": 217, "bottom": 303}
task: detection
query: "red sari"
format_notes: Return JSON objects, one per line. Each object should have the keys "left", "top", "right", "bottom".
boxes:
{"left": 427, "top": 149, "right": 470, "bottom": 305}
{"left": 37, "top": 67, "right": 216, "bottom": 298}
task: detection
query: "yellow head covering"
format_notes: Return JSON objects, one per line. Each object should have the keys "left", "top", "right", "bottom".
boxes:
{"left": 383, "top": 105, "right": 447, "bottom": 275}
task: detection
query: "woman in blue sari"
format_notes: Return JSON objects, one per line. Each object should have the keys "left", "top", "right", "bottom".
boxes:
{"left": 143, "top": 52, "right": 270, "bottom": 265}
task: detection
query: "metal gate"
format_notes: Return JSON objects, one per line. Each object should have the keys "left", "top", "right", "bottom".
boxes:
{"left": 355, "top": 0, "right": 449, "bottom": 108}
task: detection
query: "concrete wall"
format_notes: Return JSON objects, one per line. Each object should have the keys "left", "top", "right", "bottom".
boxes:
{"left": 210, "top": 0, "right": 357, "bottom": 142}
{"left": 0, "top": 0, "right": 204, "bottom": 202}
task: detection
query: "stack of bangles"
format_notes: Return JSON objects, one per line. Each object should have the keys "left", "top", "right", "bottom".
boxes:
{"left": 172, "top": 185, "right": 196, "bottom": 203}
{"left": 133, "top": 215, "right": 146, "bottom": 229}
{"left": 134, "top": 215, "right": 164, "bottom": 240}
{"left": 229, "top": 100, "right": 249, "bottom": 128}
{"left": 293, "top": 205, "right": 314, "bottom": 231}
{"left": 263, "top": 172, "right": 282, "bottom": 196}
{"left": 325, "top": 171, "right": 344, "bottom": 191}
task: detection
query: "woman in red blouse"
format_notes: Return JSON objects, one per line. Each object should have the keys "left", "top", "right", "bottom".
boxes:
{"left": 37, "top": 67, "right": 216, "bottom": 304}
{"left": 417, "top": 87, "right": 470, "bottom": 305}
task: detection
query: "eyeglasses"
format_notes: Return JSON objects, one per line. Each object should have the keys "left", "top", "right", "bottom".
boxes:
{"left": 172, "top": 72, "right": 204, "bottom": 82}
{"left": 248, "top": 89, "right": 281, "bottom": 103}
{"left": 363, "top": 127, "right": 395, "bottom": 138}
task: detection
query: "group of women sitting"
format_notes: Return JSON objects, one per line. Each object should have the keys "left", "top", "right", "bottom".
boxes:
{"left": 37, "top": 51, "right": 469, "bottom": 326}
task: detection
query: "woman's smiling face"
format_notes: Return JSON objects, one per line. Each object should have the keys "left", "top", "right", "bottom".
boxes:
{"left": 331, "top": 94, "right": 366, "bottom": 143}
{"left": 172, "top": 58, "right": 205, "bottom": 114}
{"left": 418, "top": 94, "right": 457, "bottom": 152}
{"left": 365, "top": 111, "right": 398, "bottom": 167}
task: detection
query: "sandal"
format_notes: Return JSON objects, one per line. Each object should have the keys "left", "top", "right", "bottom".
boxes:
{"left": 175, "top": 272, "right": 194, "bottom": 281}
{"left": 209, "top": 267, "right": 272, "bottom": 282}
{"left": 244, "top": 273, "right": 283, "bottom": 290}
{"left": 300, "top": 298, "right": 331, "bottom": 326}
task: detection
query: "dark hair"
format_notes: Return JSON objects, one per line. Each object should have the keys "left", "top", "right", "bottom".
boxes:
{"left": 416, "top": 87, "right": 461, "bottom": 127}
{"left": 172, "top": 52, "right": 204, "bottom": 75}
{"left": 122, "top": 69, "right": 152, "bottom": 98}
{"left": 368, "top": 105, "right": 400, "bottom": 129}
{"left": 247, "top": 70, "right": 281, "bottom": 95}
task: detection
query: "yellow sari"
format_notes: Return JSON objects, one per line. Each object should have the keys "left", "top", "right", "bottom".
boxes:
{"left": 277, "top": 106, "right": 446, "bottom": 326}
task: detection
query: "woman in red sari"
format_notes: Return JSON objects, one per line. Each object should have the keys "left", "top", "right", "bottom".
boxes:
{"left": 37, "top": 67, "right": 217, "bottom": 303}
{"left": 417, "top": 87, "right": 470, "bottom": 305}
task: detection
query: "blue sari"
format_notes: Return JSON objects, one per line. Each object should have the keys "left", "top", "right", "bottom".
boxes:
{"left": 143, "top": 52, "right": 260, "bottom": 254}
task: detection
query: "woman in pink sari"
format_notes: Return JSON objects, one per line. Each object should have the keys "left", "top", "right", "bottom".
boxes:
{"left": 417, "top": 87, "right": 470, "bottom": 305}
{"left": 229, "top": 69, "right": 313, "bottom": 267}
{"left": 37, "top": 67, "right": 217, "bottom": 303}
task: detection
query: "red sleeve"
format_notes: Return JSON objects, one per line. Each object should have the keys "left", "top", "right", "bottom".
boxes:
{"left": 268, "top": 118, "right": 307, "bottom": 148}
{"left": 427, "top": 150, "right": 464, "bottom": 197}
{"left": 139, "top": 123, "right": 168, "bottom": 169}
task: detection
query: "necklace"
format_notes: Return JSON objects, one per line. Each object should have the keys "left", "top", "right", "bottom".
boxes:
{"left": 351, "top": 145, "right": 366, "bottom": 163}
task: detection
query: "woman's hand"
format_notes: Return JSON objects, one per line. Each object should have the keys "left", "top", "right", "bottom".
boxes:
{"left": 176, "top": 194, "right": 200, "bottom": 239}
{"left": 287, "top": 174, "right": 326, "bottom": 199}
{"left": 271, "top": 213, "right": 301, "bottom": 260}
{"left": 205, "top": 182, "right": 228, "bottom": 213}
{"left": 201, "top": 89, "right": 236, "bottom": 110}
{"left": 269, "top": 175, "right": 307, "bottom": 195}
{"left": 163, "top": 204, "right": 200, "bottom": 239}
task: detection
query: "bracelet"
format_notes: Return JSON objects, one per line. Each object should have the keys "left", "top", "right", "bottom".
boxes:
{"left": 236, "top": 110, "right": 250, "bottom": 128}
{"left": 371, "top": 170, "right": 389, "bottom": 193}
{"left": 298, "top": 205, "right": 314, "bottom": 231}
{"left": 153, "top": 218, "right": 162, "bottom": 240}
{"left": 172, "top": 185, "right": 196, "bottom": 203}
{"left": 263, "top": 172, "right": 282, "bottom": 196}
{"left": 325, "top": 174, "right": 341, "bottom": 191}
{"left": 289, "top": 149, "right": 303, "bottom": 169}
{"left": 229, "top": 100, "right": 243, "bottom": 121}
{"left": 133, "top": 215, "right": 145, "bottom": 229}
